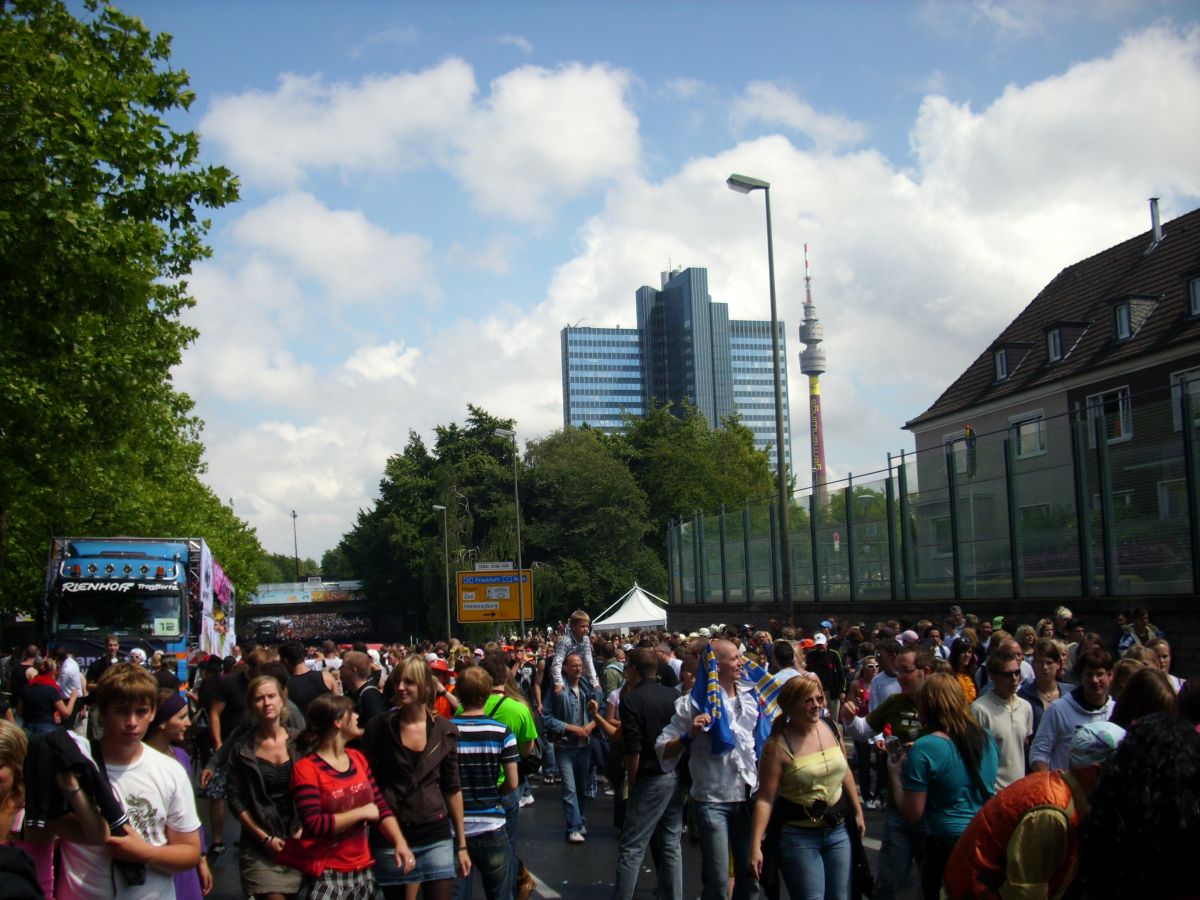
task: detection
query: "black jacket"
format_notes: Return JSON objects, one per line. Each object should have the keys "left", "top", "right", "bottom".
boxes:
{"left": 362, "top": 711, "right": 459, "bottom": 833}
{"left": 226, "top": 724, "right": 302, "bottom": 847}
{"left": 23, "top": 730, "right": 127, "bottom": 832}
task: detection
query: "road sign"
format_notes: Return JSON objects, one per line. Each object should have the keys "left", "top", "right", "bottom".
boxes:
{"left": 456, "top": 570, "right": 533, "bottom": 623}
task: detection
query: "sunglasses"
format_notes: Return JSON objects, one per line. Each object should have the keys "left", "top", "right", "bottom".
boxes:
{"left": 996, "top": 669, "right": 1022, "bottom": 679}
{"left": 864, "top": 664, "right": 879, "bottom": 669}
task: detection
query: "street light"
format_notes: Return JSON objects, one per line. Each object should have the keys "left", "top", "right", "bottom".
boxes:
{"left": 727, "top": 172, "right": 793, "bottom": 624}
{"left": 432, "top": 505, "right": 451, "bottom": 643}
{"left": 494, "top": 427, "right": 525, "bottom": 638}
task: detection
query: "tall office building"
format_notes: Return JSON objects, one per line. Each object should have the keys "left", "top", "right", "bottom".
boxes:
{"left": 561, "top": 266, "right": 791, "bottom": 472}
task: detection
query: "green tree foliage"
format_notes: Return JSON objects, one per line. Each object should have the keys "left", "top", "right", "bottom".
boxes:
{"left": 523, "top": 427, "right": 664, "bottom": 621}
{"left": 616, "top": 401, "right": 775, "bottom": 552}
{"left": 0, "top": 1, "right": 252, "bottom": 610}
{"left": 256, "top": 552, "right": 321, "bottom": 585}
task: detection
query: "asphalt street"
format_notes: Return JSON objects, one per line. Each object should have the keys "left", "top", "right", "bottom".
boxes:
{"left": 205, "top": 774, "right": 923, "bottom": 899}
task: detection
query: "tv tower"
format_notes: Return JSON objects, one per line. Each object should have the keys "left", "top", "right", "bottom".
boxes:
{"left": 799, "top": 244, "right": 828, "bottom": 504}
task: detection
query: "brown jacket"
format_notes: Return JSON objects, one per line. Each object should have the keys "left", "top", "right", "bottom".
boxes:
{"left": 362, "top": 709, "right": 460, "bottom": 832}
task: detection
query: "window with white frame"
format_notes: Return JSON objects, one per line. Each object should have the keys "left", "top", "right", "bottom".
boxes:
{"left": 1170, "top": 367, "right": 1200, "bottom": 430}
{"left": 1114, "top": 303, "right": 1132, "bottom": 340}
{"left": 994, "top": 349, "right": 1008, "bottom": 380}
{"left": 1046, "top": 329, "right": 1063, "bottom": 362}
{"left": 930, "top": 516, "right": 953, "bottom": 558}
{"left": 1190, "top": 278, "right": 1200, "bottom": 317}
{"left": 943, "top": 429, "right": 968, "bottom": 474}
{"left": 1157, "top": 479, "right": 1187, "bottom": 520}
{"left": 1010, "top": 413, "right": 1046, "bottom": 458}
{"left": 1085, "top": 386, "right": 1132, "bottom": 446}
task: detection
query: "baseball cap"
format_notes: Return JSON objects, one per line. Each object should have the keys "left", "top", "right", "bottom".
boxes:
{"left": 813, "top": 633, "right": 828, "bottom": 646}
{"left": 473, "top": 648, "right": 484, "bottom": 658}
{"left": 992, "top": 616, "right": 1005, "bottom": 629}
{"left": 429, "top": 658, "right": 451, "bottom": 673}
{"left": 1069, "top": 721, "right": 1125, "bottom": 768}
{"left": 900, "top": 630, "right": 919, "bottom": 645}
{"left": 819, "top": 620, "right": 833, "bottom": 629}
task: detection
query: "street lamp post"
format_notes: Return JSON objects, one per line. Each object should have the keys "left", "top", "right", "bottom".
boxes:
{"left": 727, "top": 172, "right": 793, "bottom": 624}
{"left": 432, "top": 505, "right": 451, "bottom": 644}
{"left": 291, "top": 509, "right": 300, "bottom": 582}
{"left": 494, "top": 428, "right": 525, "bottom": 638}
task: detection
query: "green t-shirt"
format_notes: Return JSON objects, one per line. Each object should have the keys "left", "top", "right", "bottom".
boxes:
{"left": 865, "top": 692, "right": 923, "bottom": 744}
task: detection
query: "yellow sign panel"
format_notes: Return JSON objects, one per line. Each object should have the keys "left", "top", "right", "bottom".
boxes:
{"left": 456, "top": 570, "right": 533, "bottom": 623}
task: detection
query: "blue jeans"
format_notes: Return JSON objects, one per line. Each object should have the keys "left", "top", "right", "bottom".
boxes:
{"left": 777, "top": 824, "right": 851, "bottom": 900}
{"left": 874, "top": 806, "right": 926, "bottom": 900}
{"left": 542, "top": 741, "right": 558, "bottom": 777}
{"left": 612, "top": 772, "right": 683, "bottom": 900}
{"left": 500, "top": 789, "right": 521, "bottom": 900}
{"left": 692, "top": 800, "right": 760, "bottom": 900}
{"left": 453, "top": 827, "right": 512, "bottom": 900}
{"left": 557, "top": 745, "right": 591, "bottom": 835}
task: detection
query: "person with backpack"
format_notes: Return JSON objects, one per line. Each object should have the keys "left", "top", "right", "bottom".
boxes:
{"left": 342, "top": 652, "right": 387, "bottom": 730}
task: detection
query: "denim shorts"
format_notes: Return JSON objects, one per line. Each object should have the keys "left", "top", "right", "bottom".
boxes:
{"left": 204, "top": 763, "right": 229, "bottom": 800}
{"left": 374, "top": 837, "right": 456, "bottom": 885}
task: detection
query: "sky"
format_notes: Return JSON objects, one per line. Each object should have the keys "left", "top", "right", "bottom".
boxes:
{"left": 101, "top": 0, "right": 1200, "bottom": 561}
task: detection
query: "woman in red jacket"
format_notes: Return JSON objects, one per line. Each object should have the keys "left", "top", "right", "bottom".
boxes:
{"left": 291, "top": 694, "right": 414, "bottom": 900}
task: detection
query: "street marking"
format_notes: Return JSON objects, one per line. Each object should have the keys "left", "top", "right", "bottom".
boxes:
{"left": 530, "top": 871, "right": 561, "bottom": 899}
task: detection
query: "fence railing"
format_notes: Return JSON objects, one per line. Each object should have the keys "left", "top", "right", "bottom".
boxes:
{"left": 666, "top": 390, "right": 1200, "bottom": 604}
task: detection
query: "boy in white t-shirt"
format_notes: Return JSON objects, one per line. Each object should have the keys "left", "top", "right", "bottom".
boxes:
{"left": 45, "top": 663, "right": 202, "bottom": 900}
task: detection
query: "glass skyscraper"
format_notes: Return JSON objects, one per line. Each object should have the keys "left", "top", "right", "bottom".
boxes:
{"left": 561, "top": 267, "right": 791, "bottom": 472}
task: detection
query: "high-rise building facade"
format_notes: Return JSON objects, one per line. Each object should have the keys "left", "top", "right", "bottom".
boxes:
{"left": 561, "top": 267, "right": 791, "bottom": 472}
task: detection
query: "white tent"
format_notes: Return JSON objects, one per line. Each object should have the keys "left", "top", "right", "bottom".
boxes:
{"left": 591, "top": 583, "right": 668, "bottom": 634}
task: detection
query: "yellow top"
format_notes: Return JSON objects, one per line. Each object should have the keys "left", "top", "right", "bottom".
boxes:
{"left": 779, "top": 745, "right": 845, "bottom": 825}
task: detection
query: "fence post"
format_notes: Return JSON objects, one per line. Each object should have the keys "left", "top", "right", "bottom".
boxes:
{"left": 898, "top": 450, "right": 913, "bottom": 603}
{"left": 696, "top": 512, "right": 707, "bottom": 604}
{"left": 1070, "top": 416, "right": 1095, "bottom": 597}
{"left": 1181, "top": 389, "right": 1200, "bottom": 595}
{"left": 885, "top": 470, "right": 900, "bottom": 604}
{"left": 666, "top": 519, "right": 677, "bottom": 604}
{"left": 719, "top": 504, "right": 729, "bottom": 603}
{"left": 810, "top": 493, "right": 822, "bottom": 604}
{"left": 1004, "top": 438, "right": 1024, "bottom": 599}
{"left": 743, "top": 502, "right": 753, "bottom": 604}
{"left": 1093, "top": 415, "right": 1117, "bottom": 596}
{"left": 769, "top": 502, "right": 780, "bottom": 603}
{"left": 946, "top": 442, "right": 963, "bottom": 600}
{"left": 846, "top": 475, "right": 858, "bottom": 602}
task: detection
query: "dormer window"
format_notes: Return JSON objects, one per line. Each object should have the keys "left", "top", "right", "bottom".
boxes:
{"left": 1114, "top": 303, "right": 1132, "bottom": 340}
{"left": 1047, "top": 329, "right": 1063, "bottom": 362}
{"left": 994, "top": 349, "right": 1009, "bottom": 380}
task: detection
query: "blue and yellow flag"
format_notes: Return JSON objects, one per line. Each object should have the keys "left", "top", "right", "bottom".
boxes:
{"left": 690, "top": 642, "right": 735, "bottom": 755}
{"left": 741, "top": 658, "right": 782, "bottom": 755}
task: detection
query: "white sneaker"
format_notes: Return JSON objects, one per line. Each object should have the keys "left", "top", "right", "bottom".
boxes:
{"left": 567, "top": 831, "right": 585, "bottom": 844}
{"left": 519, "top": 794, "right": 535, "bottom": 808}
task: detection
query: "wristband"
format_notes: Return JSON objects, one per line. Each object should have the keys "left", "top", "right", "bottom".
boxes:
{"left": 261, "top": 833, "right": 273, "bottom": 845}
{"left": 457, "top": 845, "right": 468, "bottom": 852}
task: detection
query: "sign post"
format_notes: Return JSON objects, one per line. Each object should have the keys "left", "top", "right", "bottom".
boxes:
{"left": 456, "top": 570, "right": 533, "bottom": 624}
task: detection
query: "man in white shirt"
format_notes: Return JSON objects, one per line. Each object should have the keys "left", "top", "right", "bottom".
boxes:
{"left": 56, "top": 646, "right": 84, "bottom": 730}
{"left": 970, "top": 649, "right": 1034, "bottom": 790}
{"left": 768, "top": 639, "right": 802, "bottom": 684}
{"left": 49, "top": 663, "right": 202, "bottom": 899}
{"left": 657, "top": 640, "right": 761, "bottom": 900}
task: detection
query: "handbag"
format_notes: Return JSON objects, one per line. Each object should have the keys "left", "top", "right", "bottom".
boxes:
{"left": 275, "top": 835, "right": 327, "bottom": 879}
{"left": 494, "top": 696, "right": 545, "bottom": 778}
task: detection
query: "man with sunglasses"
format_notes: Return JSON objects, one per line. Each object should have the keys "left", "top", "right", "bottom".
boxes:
{"left": 971, "top": 649, "right": 1034, "bottom": 790}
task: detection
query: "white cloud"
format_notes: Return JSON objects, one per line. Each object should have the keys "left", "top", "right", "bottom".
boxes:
{"left": 348, "top": 26, "right": 420, "bottom": 59}
{"left": 342, "top": 342, "right": 421, "bottom": 385}
{"left": 920, "top": 0, "right": 1155, "bottom": 40}
{"left": 662, "top": 77, "right": 706, "bottom": 100}
{"left": 202, "top": 59, "right": 639, "bottom": 222}
{"left": 495, "top": 34, "right": 534, "bottom": 57}
{"left": 231, "top": 193, "right": 436, "bottom": 302}
{"left": 732, "top": 81, "right": 869, "bottom": 150}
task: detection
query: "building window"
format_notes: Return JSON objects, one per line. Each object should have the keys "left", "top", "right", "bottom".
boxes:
{"left": 1191, "top": 278, "right": 1200, "bottom": 317}
{"left": 1170, "top": 367, "right": 1200, "bottom": 430}
{"left": 943, "top": 430, "right": 968, "bottom": 475}
{"left": 1046, "top": 329, "right": 1063, "bottom": 362}
{"left": 994, "top": 349, "right": 1008, "bottom": 380}
{"left": 1158, "top": 479, "right": 1187, "bottom": 520}
{"left": 930, "top": 516, "right": 953, "bottom": 558}
{"left": 1085, "top": 386, "right": 1132, "bottom": 446}
{"left": 1010, "top": 414, "right": 1046, "bottom": 458}
{"left": 1114, "top": 303, "right": 1132, "bottom": 340}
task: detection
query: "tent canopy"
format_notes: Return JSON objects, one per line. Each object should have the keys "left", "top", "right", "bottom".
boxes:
{"left": 591, "top": 584, "right": 668, "bottom": 633}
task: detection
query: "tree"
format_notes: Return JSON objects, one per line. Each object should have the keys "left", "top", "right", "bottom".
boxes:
{"left": 523, "top": 427, "right": 664, "bottom": 620}
{"left": 0, "top": 0, "right": 245, "bottom": 609}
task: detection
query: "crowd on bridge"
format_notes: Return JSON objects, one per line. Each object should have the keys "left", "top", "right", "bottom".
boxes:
{"left": 0, "top": 602, "right": 1195, "bottom": 899}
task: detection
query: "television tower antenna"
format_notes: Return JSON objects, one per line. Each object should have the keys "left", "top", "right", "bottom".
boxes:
{"left": 799, "top": 243, "right": 828, "bottom": 506}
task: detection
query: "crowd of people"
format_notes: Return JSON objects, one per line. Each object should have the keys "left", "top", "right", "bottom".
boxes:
{"left": 0, "top": 601, "right": 1195, "bottom": 899}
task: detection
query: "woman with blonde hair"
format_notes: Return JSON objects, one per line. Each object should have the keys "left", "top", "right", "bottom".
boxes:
{"left": 0, "top": 718, "right": 56, "bottom": 895}
{"left": 890, "top": 673, "right": 998, "bottom": 900}
{"left": 749, "top": 675, "right": 865, "bottom": 900}
{"left": 364, "top": 656, "right": 469, "bottom": 900}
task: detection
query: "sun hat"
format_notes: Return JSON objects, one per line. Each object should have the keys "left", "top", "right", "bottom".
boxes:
{"left": 1069, "top": 721, "right": 1126, "bottom": 768}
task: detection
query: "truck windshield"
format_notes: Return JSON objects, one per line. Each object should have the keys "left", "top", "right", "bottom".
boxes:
{"left": 52, "top": 582, "right": 184, "bottom": 638}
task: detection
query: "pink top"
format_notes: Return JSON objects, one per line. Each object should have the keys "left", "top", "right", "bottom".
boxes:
{"left": 10, "top": 807, "right": 54, "bottom": 897}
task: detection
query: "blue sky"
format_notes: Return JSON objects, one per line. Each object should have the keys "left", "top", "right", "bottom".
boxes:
{"left": 100, "top": 1, "right": 1200, "bottom": 559}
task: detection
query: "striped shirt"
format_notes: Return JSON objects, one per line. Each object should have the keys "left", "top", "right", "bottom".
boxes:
{"left": 452, "top": 715, "right": 518, "bottom": 836}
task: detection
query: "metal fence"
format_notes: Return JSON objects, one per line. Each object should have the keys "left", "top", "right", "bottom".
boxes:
{"left": 667, "top": 390, "right": 1200, "bottom": 604}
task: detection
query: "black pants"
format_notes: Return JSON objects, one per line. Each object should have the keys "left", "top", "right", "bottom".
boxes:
{"left": 922, "top": 834, "right": 958, "bottom": 900}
